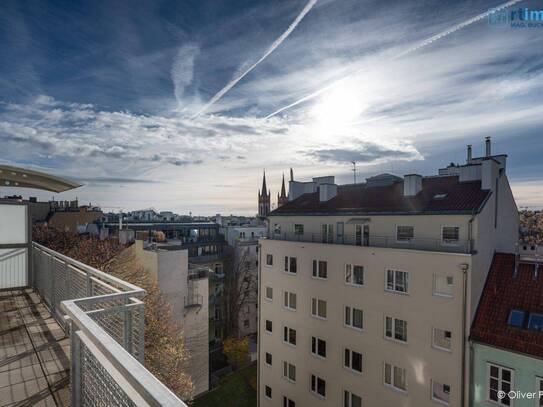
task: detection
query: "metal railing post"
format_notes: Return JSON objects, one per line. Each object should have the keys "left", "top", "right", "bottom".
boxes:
{"left": 70, "top": 321, "right": 82, "bottom": 406}
{"left": 86, "top": 270, "right": 92, "bottom": 297}
{"left": 123, "top": 296, "right": 133, "bottom": 353}
{"left": 138, "top": 302, "right": 145, "bottom": 363}
{"left": 49, "top": 254, "right": 56, "bottom": 313}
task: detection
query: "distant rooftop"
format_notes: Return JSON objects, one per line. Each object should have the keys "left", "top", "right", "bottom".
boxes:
{"left": 471, "top": 253, "right": 543, "bottom": 358}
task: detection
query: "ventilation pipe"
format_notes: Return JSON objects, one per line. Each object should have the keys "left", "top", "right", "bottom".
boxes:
{"left": 467, "top": 145, "right": 472, "bottom": 164}
{"left": 485, "top": 137, "right": 491, "bottom": 157}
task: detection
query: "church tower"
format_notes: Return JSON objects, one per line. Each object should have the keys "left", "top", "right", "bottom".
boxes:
{"left": 258, "top": 171, "right": 271, "bottom": 217}
{"left": 277, "top": 173, "right": 288, "bottom": 208}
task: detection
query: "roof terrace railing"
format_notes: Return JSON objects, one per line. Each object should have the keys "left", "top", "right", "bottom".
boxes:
{"left": 32, "top": 242, "right": 188, "bottom": 407}
{"left": 267, "top": 232, "right": 471, "bottom": 254}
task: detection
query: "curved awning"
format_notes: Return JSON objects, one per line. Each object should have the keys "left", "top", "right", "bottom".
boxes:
{"left": 0, "top": 165, "right": 81, "bottom": 193}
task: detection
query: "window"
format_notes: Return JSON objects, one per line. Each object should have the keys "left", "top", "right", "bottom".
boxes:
{"left": 266, "top": 254, "right": 273, "bottom": 266}
{"left": 344, "top": 390, "right": 362, "bottom": 407}
{"left": 432, "top": 381, "right": 451, "bottom": 405}
{"left": 265, "top": 385, "right": 272, "bottom": 399}
{"left": 282, "top": 396, "right": 295, "bottom": 407}
{"left": 432, "top": 328, "right": 452, "bottom": 351}
{"left": 273, "top": 224, "right": 281, "bottom": 235}
{"left": 243, "top": 319, "right": 249, "bottom": 328}
{"left": 384, "top": 363, "right": 407, "bottom": 392}
{"left": 294, "top": 224, "right": 304, "bottom": 235}
{"left": 312, "top": 260, "right": 328, "bottom": 279}
{"left": 386, "top": 270, "right": 408, "bottom": 293}
{"left": 310, "top": 374, "right": 326, "bottom": 398}
{"left": 283, "top": 326, "right": 297, "bottom": 346}
{"left": 282, "top": 361, "right": 296, "bottom": 382}
{"left": 345, "top": 264, "right": 364, "bottom": 286}
{"left": 265, "top": 352, "right": 272, "bottom": 366}
{"left": 385, "top": 317, "right": 408, "bottom": 342}
{"left": 433, "top": 275, "right": 454, "bottom": 297}
{"left": 487, "top": 363, "right": 513, "bottom": 405}
{"left": 283, "top": 291, "right": 297, "bottom": 311}
{"left": 284, "top": 256, "right": 297, "bottom": 274}
{"left": 321, "top": 224, "right": 334, "bottom": 243}
{"left": 396, "top": 225, "right": 414, "bottom": 242}
{"left": 265, "top": 320, "right": 272, "bottom": 333}
{"left": 345, "top": 306, "right": 363, "bottom": 330}
{"left": 442, "top": 226, "right": 459, "bottom": 244}
{"left": 344, "top": 348, "right": 362, "bottom": 373}
{"left": 265, "top": 286, "right": 273, "bottom": 300}
{"left": 311, "top": 298, "right": 327, "bottom": 319}
{"left": 528, "top": 313, "right": 543, "bottom": 332}
{"left": 507, "top": 309, "right": 525, "bottom": 328}
{"left": 311, "top": 336, "right": 326, "bottom": 358}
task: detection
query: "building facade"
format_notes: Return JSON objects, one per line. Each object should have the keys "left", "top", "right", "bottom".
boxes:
{"left": 258, "top": 138, "right": 519, "bottom": 407}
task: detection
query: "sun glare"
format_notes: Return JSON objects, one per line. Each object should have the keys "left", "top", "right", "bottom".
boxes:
{"left": 310, "top": 82, "right": 365, "bottom": 132}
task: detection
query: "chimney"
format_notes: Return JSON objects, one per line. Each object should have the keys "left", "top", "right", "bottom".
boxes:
{"left": 403, "top": 174, "right": 422, "bottom": 196}
{"left": 485, "top": 136, "right": 491, "bottom": 157}
{"left": 467, "top": 145, "right": 472, "bottom": 164}
{"left": 319, "top": 183, "right": 338, "bottom": 202}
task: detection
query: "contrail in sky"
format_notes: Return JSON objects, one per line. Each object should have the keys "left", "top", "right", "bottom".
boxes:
{"left": 193, "top": 0, "right": 318, "bottom": 118}
{"left": 265, "top": 0, "right": 522, "bottom": 119}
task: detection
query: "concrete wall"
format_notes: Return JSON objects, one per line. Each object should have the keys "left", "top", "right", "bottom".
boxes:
{"left": 259, "top": 239, "right": 472, "bottom": 407}
{"left": 472, "top": 343, "right": 543, "bottom": 407}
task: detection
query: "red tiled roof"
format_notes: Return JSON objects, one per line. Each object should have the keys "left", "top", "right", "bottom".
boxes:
{"left": 470, "top": 253, "right": 543, "bottom": 358}
{"left": 270, "top": 176, "right": 490, "bottom": 216}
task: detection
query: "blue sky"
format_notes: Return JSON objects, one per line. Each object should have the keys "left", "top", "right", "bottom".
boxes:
{"left": 1, "top": 0, "right": 542, "bottom": 214}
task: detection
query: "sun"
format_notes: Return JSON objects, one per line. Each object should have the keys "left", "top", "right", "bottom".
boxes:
{"left": 310, "top": 82, "right": 365, "bottom": 132}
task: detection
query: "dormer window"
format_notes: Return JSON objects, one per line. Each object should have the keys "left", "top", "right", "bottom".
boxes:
{"left": 433, "top": 193, "right": 448, "bottom": 200}
{"left": 507, "top": 309, "right": 525, "bottom": 328}
{"left": 528, "top": 313, "right": 543, "bottom": 332}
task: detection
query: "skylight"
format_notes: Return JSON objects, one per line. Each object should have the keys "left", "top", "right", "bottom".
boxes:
{"left": 433, "top": 193, "right": 448, "bottom": 200}
{"left": 528, "top": 313, "right": 543, "bottom": 332}
{"left": 507, "top": 309, "right": 525, "bottom": 328}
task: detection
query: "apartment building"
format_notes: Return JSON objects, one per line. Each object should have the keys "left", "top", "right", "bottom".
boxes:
{"left": 258, "top": 138, "right": 519, "bottom": 407}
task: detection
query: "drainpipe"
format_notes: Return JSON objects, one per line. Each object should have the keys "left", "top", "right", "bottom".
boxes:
{"left": 467, "top": 212, "right": 476, "bottom": 254}
{"left": 460, "top": 263, "right": 469, "bottom": 407}
{"left": 256, "top": 239, "right": 263, "bottom": 407}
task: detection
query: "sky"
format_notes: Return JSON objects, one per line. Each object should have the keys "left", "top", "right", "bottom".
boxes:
{"left": 1, "top": 0, "right": 542, "bottom": 215}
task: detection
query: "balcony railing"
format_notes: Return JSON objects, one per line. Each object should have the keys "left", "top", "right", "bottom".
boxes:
{"left": 32, "top": 242, "right": 187, "bottom": 406}
{"left": 184, "top": 293, "right": 204, "bottom": 308}
{"left": 268, "top": 232, "right": 471, "bottom": 254}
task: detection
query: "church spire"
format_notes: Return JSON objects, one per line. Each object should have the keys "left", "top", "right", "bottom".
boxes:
{"left": 277, "top": 172, "right": 288, "bottom": 208}
{"left": 261, "top": 170, "right": 268, "bottom": 196}
{"left": 280, "top": 173, "right": 286, "bottom": 197}
{"left": 258, "top": 170, "right": 271, "bottom": 217}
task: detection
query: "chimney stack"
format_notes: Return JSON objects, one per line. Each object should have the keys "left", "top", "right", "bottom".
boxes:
{"left": 403, "top": 174, "right": 422, "bottom": 196}
{"left": 467, "top": 145, "right": 472, "bottom": 164}
{"left": 485, "top": 136, "right": 491, "bottom": 157}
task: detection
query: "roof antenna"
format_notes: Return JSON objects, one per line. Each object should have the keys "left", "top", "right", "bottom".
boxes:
{"left": 351, "top": 161, "right": 357, "bottom": 184}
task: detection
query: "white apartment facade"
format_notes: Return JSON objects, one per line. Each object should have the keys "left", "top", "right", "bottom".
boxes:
{"left": 258, "top": 138, "right": 518, "bottom": 407}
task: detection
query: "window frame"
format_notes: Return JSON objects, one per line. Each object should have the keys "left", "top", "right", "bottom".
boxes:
{"left": 311, "top": 336, "right": 327, "bottom": 359}
{"left": 312, "top": 260, "right": 328, "bottom": 280}
{"left": 432, "top": 327, "right": 452, "bottom": 352}
{"left": 282, "top": 396, "right": 295, "bottom": 407}
{"left": 265, "top": 286, "right": 273, "bottom": 301}
{"left": 486, "top": 363, "right": 513, "bottom": 406}
{"left": 264, "top": 385, "right": 272, "bottom": 400}
{"left": 385, "top": 269, "right": 409, "bottom": 294}
{"left": 441, "top": 226, "right": 460, "bottom": 246}
{"left": 344, "top": 305, "right": 363, "bottom": 331}
{"left": 284, "top": 256, "right": 297, "bottom": 275}
{"left": 384, "top": 362, "right": 408, "bottom": 393}
{"left": 345, "top": 264, "right": 364, "bottom": 287}
{"left": 343, "top": 390, "right": 362, "bottom": 407}
{"left": 265, "top": 352, "right": 272, "bottom": 367}
{"left": 431, "top": 380, "right": 451, "bottom": 405}
{"left": 311, "top": 298, "right": 327, "bottom": 320}
{"left": 283, "top": 326, "right": 297, "bottom": 347}
{"left": 283, "top": 291, "right": 297, "bottom": 311}
{"left": 282, "top": 361, "right": 296, "bottom": 383}
{"left": 396, "top": 225, "right": 414, "bottom": 242}
{"left": 343, "top": 347, "right": 363, "bottom": 374}
{"left": 265, "top": 319, "right": 272, "bottom": 334}
{"left": 310, "top": 374, "right": 326, "bottom": 399}
{"left": 294, "top": 224, "right": 304, "bottom": 235}
{"left": 266, "top": 254, "right": 273, "bottom": 266}
{"left": 385, "top": 316, "right": 408, "bottom": 343}
{"left": 433, "top": 274, "right": 454, "bottom": 298}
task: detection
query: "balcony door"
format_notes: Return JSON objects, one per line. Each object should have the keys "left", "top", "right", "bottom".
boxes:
{"left": 355, "top": 224, "right": 370, "bottom": 246}
{"left": 321, "top": 224, "right": 333, "bottom": 243}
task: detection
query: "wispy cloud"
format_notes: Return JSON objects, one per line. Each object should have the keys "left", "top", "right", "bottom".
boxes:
{"left": 193, "top": 0, "right": 318, "bottom": 117}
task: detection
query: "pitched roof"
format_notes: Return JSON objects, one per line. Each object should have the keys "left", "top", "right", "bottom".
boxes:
{"left": 270, "top": 175, "right": 490, "bottom": 216}
{"left": 470, "top": 253, "right": 543, "bottom": 359}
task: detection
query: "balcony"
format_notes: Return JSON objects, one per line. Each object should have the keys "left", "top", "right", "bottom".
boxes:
{"left": 1, "top": 204, "right": 188, "bottom": 405}
{"left": 267, "top": 232, "right": 472, "bottom": 254}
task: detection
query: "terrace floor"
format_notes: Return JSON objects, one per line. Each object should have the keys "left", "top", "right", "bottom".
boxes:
{"left": 0, "top": 289, "right": 70, "bottom": 406}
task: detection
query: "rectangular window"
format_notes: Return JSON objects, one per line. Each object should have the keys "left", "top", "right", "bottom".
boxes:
{"left": 384, "top": 362, "right": 407, "bottom": 392}
{"left": 265, "top": 286, "right": 273, "bottom": 300}
{"left": 273, "top": 224, "right": 281, "bottom": 235}
{"left": 294, "top": 224, "right": 304, "bottom": 235}
{"left": 385, "top": 317, "right": 408, "bottom": 342}
{"left": 432, "top": 328, "right": 452, "bottom": 351}
{"left": 283, "top": 291, "right": 297, "bottom": 311}
{"left": 265, "top": 352, "right": 272, "bottom": 366}
{"left": 487, "top": 363, "right": 513, "bottom": 405}
{"left": 265, "top": 320, "right": 272, "bottom": 333}
{"left": 433, "top": 274, "right": 454, "bottom": 297}
{"left": 310, "top": 374, "right": 326, "bottom": 398}
{"left": 344, "top": 390, "right": 362, "bottom": 407}
{"left": 283, "top": 326, "right": 297, "bottom": 346}
{"left": 282, "top": 396, "right": 295, "bottom": 407}
{"left": 386, "top": 269, "right": 409, "bottom": 293}
{"left": 528, "top": 313, "right": 543, "bottom": 332}
{"left": 345, "top": 306, "right": 363, "bottom": 330}
{"left": 284, "top": 256, "right": 297, "bottom": 274}
{"left": 345, "top": 264, "right": 364, "bottom": 286}
{"left": 265, "top": 385, "right": 272, "bottom": 399}
{"left": 344, "top": 348, "right": 362, "bottom": 373}
{"left": 321, "top": 224, "right": 333, "bottom": 243}
{"left": 396, "top": 225, "right": 414, "bottom": 242}
{"left": 431, "top": 380, "right": 451, "bottom": 405}
{"left": 266, "top": 254, "right": 273, "bottom": 266}
{"left": 312, "top": 260, "right": 328, "bottom": 279}
{"left": 442, "top": 226, "right": 459, "bottom": 244}
{"left": 311, "top": 336, "right": 326, "bottom": 358}
{"left": 282, "top": 361, "right": 296, "bottom": 382}
{"left": 310, "top": 298, "right": 327, "bottom": 319}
